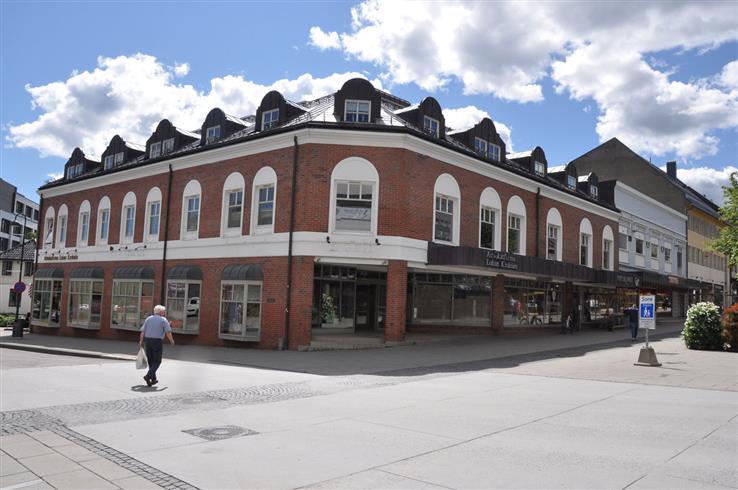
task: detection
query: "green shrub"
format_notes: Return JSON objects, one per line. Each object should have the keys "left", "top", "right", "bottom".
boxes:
{"left": 722, "top": 303, "right": 738, "bottom": 352}
{"left": 682, "top": 302, "right": 723, "bottom": 350}
{"left": 0, "top": 314, "right": 16, "bottom": 328}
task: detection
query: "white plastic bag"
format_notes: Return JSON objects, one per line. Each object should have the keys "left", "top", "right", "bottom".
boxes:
{"left": 136, "top": 348, "right": 148, "bottom": 370}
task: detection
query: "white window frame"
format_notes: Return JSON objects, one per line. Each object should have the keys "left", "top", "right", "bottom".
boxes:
{"left": 603, "top": 239, "right": 612, "bottom": 270}
{"left": 579, "top": 218, "right": 593, "bottom": 267}
{"left": 149, "top": 142, "right": 161, "bottom": 158}
{"left": 219, "top": 281, "right": 262, "bottom": 341}
{"left": 329, "top": 158, "right": 379, "bottom": 236}
{"left": 56, "top": 206, "right": 68, "bottom": 248}
{"left": 650, "top": 240, "right": 659, "bottom": 260}
{"left": 545, "top": 207, "right": 563, "bottom": 261}
{"left": 162, "top": 137, "right": 175, "bottom": 154}
{"left": 103, "top": 155, "right": 114, "bottom": 170}
{"left": 547, "top": 225, "right": 559, "bottom": 261}
{"left": 114, "top": 152, "right": 124, "bottom": 165}
{"left": 262, "top": 109, "right": 279, "bottom": 130}
{"left": 226, "top": 189, "right": 244, "bottom": 230}
{"left": 79, "top": 211, "right": 89, "bottom": 246}
{"left": 120, "top": 192, "right": 137, "bottom": 244}
{"left": 434, "top": 195, "right": 455, "bottom": 243}
{"left": 206, "top": 125, "right": 221, "bottom": 144}
{"left": 181, "top": 180, "right": 201, "bottom": 240}
{"left": 147, "top": 201, "right": 160, "bottom": 239}
{"left": 602, "top": 225, "right": 614, "bottom": 271}
{"left": 534, "top": 161, "right": 545, "bottom": 176}
{"left": 43, "top": 208, "right": 55, "bottom": 249}
{"left": 31, "top": 278, "right": 63, "bottom": 327}
{"left": 166, "top": 279, "right": 202, "bottom": 333}
{"left": 567, "top": 175, "right": 576, "bottom": 190}
{"left": 251, "top": 167, "right": 278, "bottom": 235}
{"left": 68, "top": 279, "right": 104, "bottom": 329}
{"left": 590, "top": 185, "right": 598, "bottom": 198}
{"left": 144, "top": 187, "right": 162, "bottom": 243}
{"left": 110, "top": 279, "right": 154, "bottom": 331}
{"left": 344, "top": 100, "right": 370, "bottom": 123}
{"left": 432, "top": 174, "right": 461, "bottom": 246}
{"left": 479, "top": 206, "right": 496, "bottom": 250}
{"left": 474, "top": 137, "right": 488, "bottom": 156}
{"left": 507, "top": 215, "right": 522, "bottom": 254}
{"left": 580, "top": 232, "right": 591, "bottom": 267}
{"left": 96, "top": 196, "right": 111, "bottom": 246}
{"left": 423, "top": 116, "right": 439, "bottom": 137}
{"left": 335, "top": 181, "right": 373, "bottom": 233}
{"left": 489, "top": 144, "right": 501, "bottom": 161}
{"left": 479, "top": 187, "right": 501, "bottom": 251}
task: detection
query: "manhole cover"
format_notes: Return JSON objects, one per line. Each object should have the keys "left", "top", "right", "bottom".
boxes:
{"left": 182, "top": 425, "right": 258, "bottom": 441}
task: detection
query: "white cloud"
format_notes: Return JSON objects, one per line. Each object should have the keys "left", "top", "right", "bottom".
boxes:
{"left": 46, "top": 172, "right": 63, "bottom": 181}
{"left": 309, "top": 26, "right": 341, "bottom": 50}
{"left": 664, "top": 165, "right": 737, "bottom": 207}
{"left": 7, "top": 54, "right": 373, "bottom": 159}
{"left": 443, "top": 105, "right": 513, "bottom": 150}
{"left": 173, "top": 62, "right": 190, "bottom": 77}
{"left": 313, "top": 1, "right": 738, "bottom": 159}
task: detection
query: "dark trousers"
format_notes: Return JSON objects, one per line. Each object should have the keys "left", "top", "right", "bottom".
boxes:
{"left": 629, "top": 321, "right": 639, "bottom": 339}
{"left": 144, "top": 338, "right": 163, "bottom": 381}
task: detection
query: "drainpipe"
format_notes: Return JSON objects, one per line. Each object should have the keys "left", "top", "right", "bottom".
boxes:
{"left": 535, "top": 187, "right": 541, "bottom": 258}
{"left": 159, "top": 165, "right": 173, "bottom": 303}
{"left": 282, "top": 136, "right": 299, "bottom": 350}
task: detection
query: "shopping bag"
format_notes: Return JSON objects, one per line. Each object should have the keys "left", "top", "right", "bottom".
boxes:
{"left": 136, "top": 347, "right": 148, "bottom": 370}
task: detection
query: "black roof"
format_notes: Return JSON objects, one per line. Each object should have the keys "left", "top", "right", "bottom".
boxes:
{"left": 0, "top": 241, "right": 36, "bottom": 262}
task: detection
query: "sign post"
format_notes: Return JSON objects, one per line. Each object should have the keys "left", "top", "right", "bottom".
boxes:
{"left": 635, "top": 294, "right": 660, "bottom": 367}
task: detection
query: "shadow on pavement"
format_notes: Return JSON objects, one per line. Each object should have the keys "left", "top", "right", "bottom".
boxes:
{"left": 131, "top": 385, "right": 169, "bottom": 392}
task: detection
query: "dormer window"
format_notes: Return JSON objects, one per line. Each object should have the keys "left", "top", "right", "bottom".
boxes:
{"left": 590, "top": 185, "right": 598, "bottom": 198}
{"left": 534, "top": 161, "right": 545, "bottom": 176}
{"left": 345, "top": 100, "right": 370, "bottom": 123}
{"left": 104, "top": 155, "right": 114, "bottom": 170}
{"left": 567, "top": 175, "right": 576, "bottom": 189}
{"left": 474, "top": 137, "right": 488, "bottom": 156}
{"left": 206, "top": 125, "right": 221, "bottom": 144}
{"left": 162, "top": 138, "right": 175, "bottom": 154}
{"left": 489, "top": 144, "right": 501, "bottom": 161}
{"left": 423, "top": 116, "right": 439, "bottom": 137}
{"left": 262, "top": 109, "right": 279, "bottom": 130}
{"left": 114, "top": 152, "right": 124, "bottom": 165}
{"left": 150, "top": 142, "right": 161, "bottom": 158}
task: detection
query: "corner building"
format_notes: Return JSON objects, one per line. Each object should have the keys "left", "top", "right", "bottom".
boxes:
{"left": 34, "top": 79, "right": 620, "bottom": 349}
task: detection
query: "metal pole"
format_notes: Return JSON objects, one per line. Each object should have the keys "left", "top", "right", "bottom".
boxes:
{"left": 644, "top": 321, "right": 649, "bottom": 349}
{"left": 13, "top": 213, "right": 27, "bottom": 323}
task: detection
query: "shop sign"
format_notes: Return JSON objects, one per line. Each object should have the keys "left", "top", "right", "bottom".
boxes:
{"left": 484, "top": 250, "right": 519, "bottom": 271}
{"left": 617, "top": 272, "right": 641, "bottom": 288}
{"left": 43, "top": 253, "right": 78, "bottom": 262}
{"left": 667, "top": 275, "right": 681, "bottom": 285}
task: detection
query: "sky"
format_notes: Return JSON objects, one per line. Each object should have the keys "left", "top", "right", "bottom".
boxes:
{"left": 1, "top": 1, "right": 736, "bottom": 206}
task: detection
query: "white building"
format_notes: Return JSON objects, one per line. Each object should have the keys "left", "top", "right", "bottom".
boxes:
{"left": 0, "top": 241, "right": 35, "bottom": 315}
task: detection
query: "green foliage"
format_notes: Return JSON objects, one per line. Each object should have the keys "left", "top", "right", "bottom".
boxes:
{"left": 0, "top": 314, "right": 16, "bottom": 328}
{"left": 711, "top": 172, "right": 738, "bottom": 268}
{"left": 722, "top": 303, "right": 738, "bottom": 352}
{"left": 682, "top": 302, "right": 723, "bottom": 350}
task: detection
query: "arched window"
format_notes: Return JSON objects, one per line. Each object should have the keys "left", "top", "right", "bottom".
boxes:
{"left": 506, "top": 196, "right": 527, "bottom": 255}
{"left": 329, "top": 157, "right": 379, "bottom": 235}
{"left": 221, "top": 172, "right": 245, "bottom": 236}
{"left": 144, "top": 187, "right": 162, "bottom": 242}
{"left": 602, "top": 225, "right": 614, "bottom": 270}
{"left": 120, "top": 192, "right": 137, "bottom": 244}
{"left": 433, "top": 174, "right": 461, "bottom": 245}
{"left": 43, "top": 206, "right": 55, "bottom": 249}
{"left": 479, "top": 187, "right": 501, "bottom": 250}
{"left": 251, "top": 167, "right": 277, "bottom": 235}
{"left": 181, "top": 180, "right": 202, "bottom": 240}
{"left": 580, "top": 218, "right": 593, "bottom": 267}
{"left": 56, "top": 205, "right": 68, "bottom": 248}
{"left": 77, "top": 200, "right": 91, "bottom": 247}
{"left": 545, "top": 208, "right": 563, "bottom": 261}
{"left": 96, "top": 196, "right": 111, "bottom": 246}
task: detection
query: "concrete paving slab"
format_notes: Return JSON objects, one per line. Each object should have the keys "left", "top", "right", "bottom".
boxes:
{"left": 131, "top": 418, "right": 458, "bottom": 489}
{"left": 0, "top": 451, "right": 27, "bottom": 476}
{"left": 80, "top": 457, "right": 136, "bottom": 481}
{"left": 26, "top": 430, "right": 71, "bottom": 448}
{"left": 55, "top": 444, "right": 99, "bottom": 463}
{"left": 0, "top": 434, "right": 54, "bottom": 459}
{"left": 659, "top": 440, "right": 738, "bottom": 489}
{"left": 305, "top": 468, "right": 449, "bottom": 489}
{"left": 42, "top": 468, "right": 118, "bottom": 489}
{"left": 629, "top": 472, "right": 736, "bottom": 489}
{"left": 0, "top": 471, "right": 43, "bottom": 488}
{"left": 17, "top": 453, "right": 81, "bottom": 476}
{"left": 113, "top": 475, "right": 166, "bottom": 489}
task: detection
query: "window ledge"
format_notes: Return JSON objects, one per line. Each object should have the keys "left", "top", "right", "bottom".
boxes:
{"left": 69, "top": 324, "right": 101, "bottom": 330}
{"left": 172, "top": 329, "right": 199, "bottom": 336}
{"left": 111, "top": 325, "right": 140, "bottom": 332}
{"left": 31, "top": 322, "right": 59, "bottom": 329}
{"left": 219, "top": 333, "right": 260, "bottom": 342}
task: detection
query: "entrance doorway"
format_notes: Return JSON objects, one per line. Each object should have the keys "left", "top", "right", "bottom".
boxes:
{"left": 355, "top": 283, "right": 386, "bottom": 331}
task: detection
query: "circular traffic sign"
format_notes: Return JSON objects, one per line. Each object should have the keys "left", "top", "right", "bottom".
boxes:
{"left": 13, "top": 281, "right": 26, "bottom": 293}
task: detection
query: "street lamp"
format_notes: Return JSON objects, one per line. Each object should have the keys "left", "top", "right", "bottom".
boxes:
{"left": 12, "top": 212, "right": 28, "bottom": 325}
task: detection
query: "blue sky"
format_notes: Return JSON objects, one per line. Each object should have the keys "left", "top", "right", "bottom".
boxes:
{"left": 1, "top": 1, "right": 736, "bottom": 205}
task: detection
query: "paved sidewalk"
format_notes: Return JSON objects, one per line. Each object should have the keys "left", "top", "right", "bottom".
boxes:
{"left": 0, "top": 319, "right": 686, "bottom": 376}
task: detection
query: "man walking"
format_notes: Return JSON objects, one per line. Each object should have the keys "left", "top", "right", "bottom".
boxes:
{"left": 139, "top": 305, "right": 175, "bottom": 386}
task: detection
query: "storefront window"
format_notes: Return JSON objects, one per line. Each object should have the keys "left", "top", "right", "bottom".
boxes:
{"left": 219, "top": 282, "right": 261, "bottom": 339}
{"left": 32, "top": 279, "right": 63, "bottom": 326}
{"left": 504, "top": 279, "right": 561, "bottom": 327}
{"left": 111, "top": 280, "right": 154, "bottom": 330}
{"left": 409, "top": 273, "right": 491, "bottom": 326}
{"left": 167, "top": 281, "right": 201, "bottom": 332}
{"left": 68, "top": 280, "right": 103, "bottom": 328}
{"left": 582, "top": 290, "right": 619, "bottom": 321}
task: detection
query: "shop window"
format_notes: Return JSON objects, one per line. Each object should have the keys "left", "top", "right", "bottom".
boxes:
{"left": 219, "top": 282, "right": 261, "bottom": 339}
{"left": 32, "top": 279, "right": 63, "bottom": 326}
{"left": 333, "top": 182, "right": 372, "bottom": 233}
{"left": 345, "top": 100, "right": 370, "bottom": 122}
{"left": 504, "top": 279, "right": 561, "bottom": 327}
{"left": 408, "top": 273, "right": 491, "bottom": 326}
{"left": 423, "top": 116, "right": 439, "bottom": 137}
{"left": 167, "top": 281, "right": 201, "bottom": 333}
{"left": 111, "top": 280, "right": 154, "bottom": 330}
{"left": 580, "top": 233, "right": 590, "bottom": 266}
{"left": 68, "top": 280, "right": 103, "bottom": 329}
{"left": 508, "top": 215, "right": 522, "bottom": 254}
{"left": 547, "top": 225, "right": 559, "bottom": 261}
{"left": 480, "top": 207, "right": 495, "bottom": 250}
{"left": 435, "top": 195, "right": 455, "bottom": 242}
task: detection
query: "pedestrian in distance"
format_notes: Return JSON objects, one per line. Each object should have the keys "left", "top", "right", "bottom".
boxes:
{"left": 139, "top": 305, "right": 175, "bottom": 387}
{"left": 628, "top": 304, "right": 639, "bottom": 341}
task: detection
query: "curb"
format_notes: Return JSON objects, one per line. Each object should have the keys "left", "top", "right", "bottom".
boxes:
{"left": 0, "top": 342, "right": 134, "bottom": 361}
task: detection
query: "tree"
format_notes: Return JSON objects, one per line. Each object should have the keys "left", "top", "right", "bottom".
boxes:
{"left": 711, "top": 171, "right": 738, "bottom": 268}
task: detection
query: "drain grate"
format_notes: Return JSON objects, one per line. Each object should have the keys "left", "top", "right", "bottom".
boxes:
{"left": 182, "top": 425, "right": 259, "bottom": 441}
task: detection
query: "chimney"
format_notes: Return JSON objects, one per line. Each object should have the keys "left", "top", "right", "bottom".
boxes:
{"left": 666, "top": 160, "right": 677, "bottom": 179}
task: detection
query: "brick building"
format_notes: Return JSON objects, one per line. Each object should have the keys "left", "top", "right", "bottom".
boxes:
{"left": 34, "top": 78, "right": 622, "bottom": 349}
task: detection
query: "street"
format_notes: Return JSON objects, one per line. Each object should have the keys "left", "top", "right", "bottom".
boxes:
{"left": 1, "top": 335, "right": 736, "bottom": 489}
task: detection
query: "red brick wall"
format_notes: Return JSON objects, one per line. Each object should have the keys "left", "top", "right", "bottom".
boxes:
{"left": 385, "top": 260, "right": 407, "bottom": 342}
